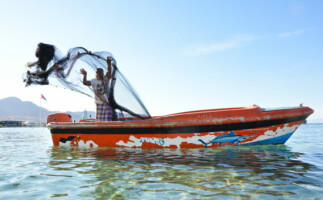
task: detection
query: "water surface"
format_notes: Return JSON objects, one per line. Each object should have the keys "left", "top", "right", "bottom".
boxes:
{"left": 0, "top": 125, "right": 322, "bottom": 199}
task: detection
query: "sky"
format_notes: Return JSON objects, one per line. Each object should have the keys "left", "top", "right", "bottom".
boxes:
{"left": 0, "top": 0, "right": 322, "bottom": 122}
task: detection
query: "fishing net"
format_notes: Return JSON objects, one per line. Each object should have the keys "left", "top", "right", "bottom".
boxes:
{"left": 23, "top": 45, "right": 151, "bottom": 121}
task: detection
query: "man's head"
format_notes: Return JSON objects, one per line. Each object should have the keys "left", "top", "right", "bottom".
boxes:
{"left": 96, "top": 68, "right": 104, "bottom": 80}
{"left": 36, "top": 43, "right": 55, "bottom": 71}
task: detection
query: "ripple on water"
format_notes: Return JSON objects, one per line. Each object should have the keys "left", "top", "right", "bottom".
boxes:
{"left": 0, "top": 127, "right": 323, "bottom": 199}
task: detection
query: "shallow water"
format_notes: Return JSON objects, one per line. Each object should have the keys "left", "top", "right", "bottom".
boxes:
{"left": 0, "top": 124, "right": 322, "bottom": 199}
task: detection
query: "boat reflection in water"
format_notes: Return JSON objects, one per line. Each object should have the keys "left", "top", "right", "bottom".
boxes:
{"left": 47, "top": 145, "right": 320, "bottom": 199}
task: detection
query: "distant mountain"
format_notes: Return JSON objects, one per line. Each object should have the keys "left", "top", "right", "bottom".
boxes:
{"left": 0, "top": 97, "right": 95, "bottom": 122}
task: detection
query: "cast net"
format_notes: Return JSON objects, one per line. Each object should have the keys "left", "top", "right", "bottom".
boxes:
{"left": 23, "top": 46, "right": 151, "bottom": 121}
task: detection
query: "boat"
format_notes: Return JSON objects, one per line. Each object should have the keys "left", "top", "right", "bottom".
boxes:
{"left": 47, "top": 105, "right": 313, "bottom": 148}
{"left": 24, "top": 46, "right": 313, "bottom": 148}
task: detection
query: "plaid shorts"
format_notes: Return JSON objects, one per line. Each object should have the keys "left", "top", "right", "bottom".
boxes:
{"left": 96, "top": 103, "right": 113, "bottom": 121}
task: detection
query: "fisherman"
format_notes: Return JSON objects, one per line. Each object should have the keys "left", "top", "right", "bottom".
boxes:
{"left": 80, "top": 57, "right": 113, "bottom": 121}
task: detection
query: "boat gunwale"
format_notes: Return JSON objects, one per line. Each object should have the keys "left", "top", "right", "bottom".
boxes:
{"left": 49, "top": 114, "right": 311, "bottom": 135}
{"left": 48, "top": 106, "right": 313, "bottom": 129}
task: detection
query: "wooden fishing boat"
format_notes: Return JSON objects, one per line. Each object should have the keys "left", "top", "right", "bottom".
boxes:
{"left": 47, "top": 105, "right": 313, "bottom": 148}
{"left": 24, "top": 46, "right": 314, "bottom": 148}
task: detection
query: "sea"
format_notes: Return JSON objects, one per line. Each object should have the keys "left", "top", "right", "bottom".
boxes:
{"left": 0, "top": 124, "right": 322, "bottom": 200}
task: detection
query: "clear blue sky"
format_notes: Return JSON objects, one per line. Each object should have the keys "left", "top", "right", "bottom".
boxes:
{"left": 0, "top": 0, "right": 322, "bottom": 122}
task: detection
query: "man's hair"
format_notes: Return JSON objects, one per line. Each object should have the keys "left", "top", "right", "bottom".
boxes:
{"left": 37, "top": 43, "right": 55, "bottom": 71}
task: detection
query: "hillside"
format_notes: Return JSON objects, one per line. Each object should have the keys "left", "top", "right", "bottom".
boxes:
{"left": 0, "top": 97, "right": 95, "bottom": 122}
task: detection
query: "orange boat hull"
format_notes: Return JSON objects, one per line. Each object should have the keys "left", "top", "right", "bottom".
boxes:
{"left": 47, "top": 105, "right": 313, "bottom": 148}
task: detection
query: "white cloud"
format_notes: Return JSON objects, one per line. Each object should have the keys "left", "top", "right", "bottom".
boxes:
{"left": 278, "top": 28, "right": 309, "bottom": 38}
{"left": 183, "top": 35, "right": 258, "bottom": 56}
{"left": 183, "top": 28, "right": 311, "bottom": 56}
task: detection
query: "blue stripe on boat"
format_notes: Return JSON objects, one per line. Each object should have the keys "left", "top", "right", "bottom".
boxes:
{"left": 242, "top": 132, "right": 294, "bottom": 146}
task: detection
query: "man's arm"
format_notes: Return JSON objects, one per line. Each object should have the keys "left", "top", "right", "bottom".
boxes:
{"left": 106, "top": 57, "right": 112, "bottom": 79}
{"left": 80, "top": 68, "right": 91, "bottom": 86}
